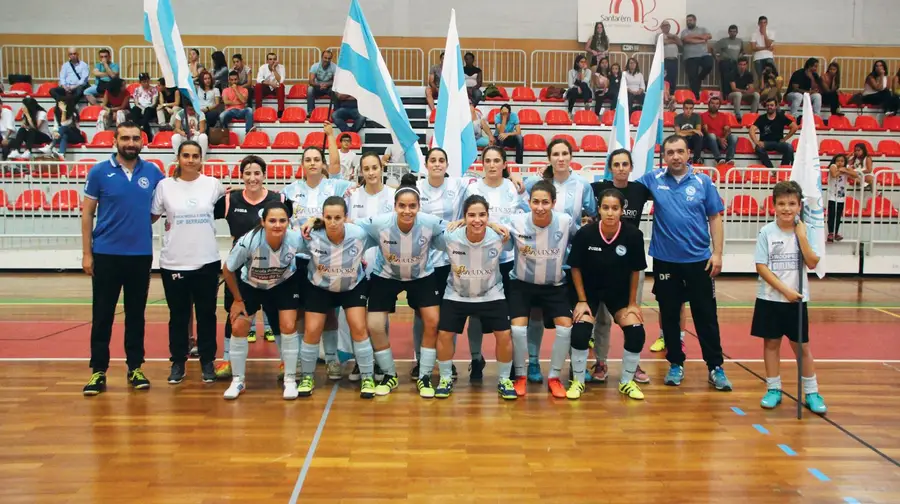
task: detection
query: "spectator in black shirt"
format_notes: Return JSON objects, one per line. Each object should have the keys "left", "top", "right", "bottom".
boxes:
{"left": 727, "top": 58, "right": 759, "bottom": 122}
{"left": 749, "top": 97, "right": 798, "bottom": 168}
{"left": 463, "top": 52, "right": 483, "bottom": 106}
{"left": 674, "top": 99, "right": 704, "bottom": 164}
{"left": 786, "top": 58, "right": 823, "bottom": 118}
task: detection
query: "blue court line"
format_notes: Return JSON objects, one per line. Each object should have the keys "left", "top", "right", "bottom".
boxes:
{"left": 808, "top": 468, "right": 831, "bottom": 482}
{"left": 843, "top": 498, "right": 860, "bottom": 504}
{"left": 778, "top": 444, "right": 797, "bottom": 456}
{"left": 731, "top": 406, "right": 746, "bottom": 416}
{"left": 289, "top": 383, "right": 339, "bottom": 503}
{"left": 752, "top": 424, "right": 770, "bottom": 435}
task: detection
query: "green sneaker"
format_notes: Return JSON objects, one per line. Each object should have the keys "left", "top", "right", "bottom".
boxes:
{"left": 374, "top": 374, "right": 398, "bottom": 396}
{"left": 297, "top": 375, "right": 315, "bottom": 397}
{"left": 83, "top": 371, "right": 107, "bottom": 396}
{"left": 247, "top": 330, "right": 257, "bottom": 343}
{"left": 760, "top": 389, "right": 783, "bottom": 409}
{"left": 805, "top": 393, "right": 827, "bottom": 414}
{"left": 264, "top": 329, "right": 275, "bottom": 342}
{"left": 127, "top": 368, "right": 150, "bottom": 390}
{"left": 360, "top": 377, "right": 376, "bottom": 399}
{"left": 434, "top": 377, "right": 453, "bottom": 399}
{"left": 417, "top": 376, "right": 435, "bottom": 398}
{"left": 498, "top": 378, "right": 517, "bottom": 400}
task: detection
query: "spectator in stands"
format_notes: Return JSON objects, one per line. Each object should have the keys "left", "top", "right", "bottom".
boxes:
{"left": 257, "top": 52, "right": 286, "bottom": 117}
{"left": 566, "top": 55, "right": 593, "bottom": 119}
{"left": 596, "top": 62, "right": 622, "bottom": 115}
{"left": 188, "top": 48, "right": 205, "bottom": 86}
{"left": 98, "top": 79, "right": 130, "bottom": 130}
{"left": 852, "top": 60, "right": 896, "bottom": 114}
{"left": 129, "top": 73, "right": 158, "bottom": 142}
{"left": 221, "top": 70, "right": 254, "bottom": 134}
{"left": 674, "top": 99, "right": 704, "bottom": 164}
{"left": 727, "top": 57, "right": 759, "bottom": 122}
{"left": 713, "top": 25, "right": 744, "bottom": 96}
{"left": 750, "top": 16, "right": 776, "bottom": 77}
{"left": 332, "top": 93, "right": 367, "bottom": 133}
{"left": 623, "top": 57, "right": 646, "bottom": 113}
{"left": 463, "top": 52, "right": 484, "bottom": 105}
{"left": 328, "top": 124, "right": 358, "bottom": 180}
{"left": 382, "top": 142, "right": 407, "bottom": 168}
{"left": 680, "top": 14, "right": 713, "bottom": 100}
{"left": 427, "top": 52, "right": 444, "bottom": 112}
{"left": 848, "top": 142, "right": 874, "bottom": 190}
{"left": 156, "top": 77, "right": 181, "bottom": 129}
{"left": 701, "top": 95, "right": 736, "bottom": 164}
{"left": 891, "top": 68, "right": 900, "bottom": 116}
{"left": 471, "top": 100, "right": 493, "bottom": 148}
{"left": 51, "top": 47, "right": 90, "bottom": 103}
{"left": 0, "top": 98, "right": 13, "bottom": 160}
{"left": 749, "top": 97, "right": 797, "bottom": 168}
{"left": 493, "top": 104, "right": 524, "bottom": 164}
{"left": 84, "top": 49, "right": 120, "bottom": 105}
{"left": 585, "top": 22, "right": 610, "bottom": 69}
{"left": 786, "top": 58, "right": 823, "bottom": 118}
{"left": 51, "top": 96, "right": 83, "bottom": 157}
{"left": 307, "top": 51, "right": 334, "bottom": 115}
{"left": 210, "top": 51, "right": 229, "bottom": 90}
{"left": 819, "top": 62, "right": 842, "bottom": 117}
{"left": 7, "top": 97, "right": 52, "bottom": 160}
{"left": 826, "top": 153, "right": 856, "bottom": 243}
{"left": 231, "top": 54, "right": 253, "bottom": 104}
{"left": 172, "top": 101, "right": 208, "bottom": 158}
{"left": 661, "top": 21, "right": 681, "bottom": 96}
{"left": 591, "top": 57, "right": 610, "bottom": 111}
{"left": 197, "top": 70, "right": 222, "bottom": 129}
{"left": 758, "top": 62, "right": 784, "bottom": 105}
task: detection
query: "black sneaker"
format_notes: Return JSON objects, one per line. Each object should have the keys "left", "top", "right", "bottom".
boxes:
{"left": 469, "top": 357, "right": 486, "bottom": 382}
{"left": 410, "top": 362, "right": 419, "bottom": 380}
{"left": 167, "top": 363, "right": 185, "bottom": 384}
{"left": 349, "top": 363, "right": 361, "bottom": 382}
{"left": 451, "top": 364, "right": 459, "bottom": 382}
{"left": 128, "top": 368, "right": 151, "bottom": 390}
{"left": 201, "top": 362, "right": 216, "bottom": 383}
{"left": 83, "top": 371, "right": 107, "bottom": 396}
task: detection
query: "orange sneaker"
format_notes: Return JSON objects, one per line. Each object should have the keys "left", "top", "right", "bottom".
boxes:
{"left": 214, "top": 361, "right": 232, "bottom": 380}
{"left": 547, "top": 377, "right": 566, "bottom": 398}
{"left": 514, "top": 376, "right": 527, "bottom": 397}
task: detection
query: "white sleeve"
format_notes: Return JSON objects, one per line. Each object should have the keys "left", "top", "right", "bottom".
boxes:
{"left": 151, "top": 181, "right": 165, "bottom": 216}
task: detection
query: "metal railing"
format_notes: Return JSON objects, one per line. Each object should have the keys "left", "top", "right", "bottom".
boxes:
{"left": 221, "top": 46, "right": 321, "bottom": 84}
{"left": 866, "top": 169, "right": 900, "bottom": 248}
{"left": 830, "top": 57, "right": 900, "bottom": 93}
{"left": 118, "top": 45, "right": 219, "bottom": 81}
{"left": 1, "top": 45, "right": 115, "bottom": 83}
{"left": 326, "top": 46, "right": 425, "bottom": 85}
{"left": 529, "top": 50, "right": 589, "bottom": 87}
{"left": 430, "top": 48, "right": 527, "bottom": 87}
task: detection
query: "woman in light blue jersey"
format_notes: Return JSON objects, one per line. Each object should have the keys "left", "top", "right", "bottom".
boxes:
{"left": 433, "top": 194, "right": 517, "bottom": 400}
{"left": 521, "top": 138, "right": 598, "bottom": 384}
{"left": 295, "top": 196, "right": 378, "bottom": 400}
{"left": 221, "top": 202, "right": 304, "bottom": 401}
{"left": 506, "top": 181, "right": 577, "bottom": 400}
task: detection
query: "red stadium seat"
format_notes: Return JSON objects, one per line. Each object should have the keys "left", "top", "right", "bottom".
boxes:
{"left": 726, "top": 168, "right": 745, "bottom": 184}
{"left": 874, "top": 167, "right": 900, "bottom": 186}
{"left": 203, "top": 159, "right": 229, "bottom": 178}
{"left": 629, "top": 111, "right": 642, "bottom": 126}
{"left": 485, "top": 86, "right": 509, "bottom": 102}
{"left": 538, "top": 87, "right": 565, "bottom": 102}
{"left": 267, "top": 159, "right": 294, "bottom": 179}
{"left": 511, "top": 87, "right": 537, "bottom": 102}
{"left": 149, "top": 130, "right": 174, "bottom": 148}
{"left": 720, "top": 112, "right": 740, "bottom": 128}
{"left": 545, "top": 110, "right": 571, "bottom": 126}
{"left": 735, "top": 137, "right": 755, "bottom": 154}
{"left": 12, "top": 189, "right": 49, "bottom": 211}
{"left": 487, "top": 108, "right": 501, "bottom": 123}
{"left": 429, "top": 108, "right": 436, "bottom": 123}
{"left": 727, "top": 195, "right": 761, "bottom": 216}
{"left": 877, "top": 140, "right": 900, "bottom": 157}
{"left": 843, "top": 196, "right": 861, "bottom": 217}
{"left": 551, "top": 134, "right": 579, "bottom": 152}
{"left": 740, "top": 113, "right": 759, "bottom": 128}
{"left": 663, "top": 111, "right": 675, "bottom": 127}
{"left": 819, "top": 139, "right": 845, "bottom": 156}
{"left": 2, "top": 82, "right": 33, "bottom": 97}
{"left": 44, "top": 106, "right": 58, "bottom": 122}
{"left": 518, "top": 108, "right": 542, "bottom": 125}
{"left": 812, "top": 115, "right": 826, "bottom": 130}
{"left": 863, "top": 196, "right": 899, "bottom": 218}
{"left": 210, "top": 131, "right": 239, "bottom": 149}
{"left": 745, "top": 166, "right": 774, "bottom": 184}
{"left": 253, "top": 107, "right": 278, "bottom": 123}
{"left": 762, "top": 195, "right": 776, "bottom": 216}
{"left": 838, "top": 92, "right": 858, "bottom": 108}
{"left": 601, "top": 110, "right": 616, "bottom": 126}
{"left": 580, "top": 134, "right": 607, "bottom": 152}
{"left": 127, "top": 82, "right": 141, "bottom": 95}
{"left": 34, "top": 82, "right": 56, "bottom": 98}
{"left": 0, "top": 189, "right": 8, "bottom": 210}
{"left": 287, "top": 85, "right": 308, "bottom": 99}
{"left": 852, "top": 139, "right": 879, "bottom": 156}
{"left": 303, "top": 131, "right": 327, "bottom": 149}
{"left": 855, "top": 115, "right": 883, "bottom": 131}
{"left": 573, "top": 110, "right": 600, "bottom": 126}
{"left": 883, "top": 115, "right": 900, "bottom": 132}
{"left": 827, "top": 115, "right": 853, "bottom": 131}
{"left": 308, "top": 107, "right": 332, "bottom": 123}
{"left": 88, "top": 131, "right": 115, "bottom": 148}
{"left": 570, "top": 161, "right": 583, "bottom": 170}
{"left": 79, "top": 105, "right": 103, "bottom": 122}
{"left": 67, "top": 130, "right": 88, "bottom": 149}
{"left": 523, "top": 134, "right": 547, "bottom": 151}
{"left": 241, "top": 131, "right": 270, "bottom": 148}
{"left": 272, "top": 131, "right": 301, "bottom": 149}
{"left": 280, "top": 107, "right": 307, "bottom": 123}
{"left": 674, "top": 89, "right": 696, "bottom": 103}
{"left": 66, "top": 159, "right": 96, "bottom": 178}
{"left": 49, "top": 189, "right": 81, "bottom": 211}
{"left": 146, "top": 159, "right": 166, "bottom": 173}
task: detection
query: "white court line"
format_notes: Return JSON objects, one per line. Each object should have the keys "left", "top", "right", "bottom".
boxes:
{"left": 1, "top": 358, "right": 899, "bottom": 363}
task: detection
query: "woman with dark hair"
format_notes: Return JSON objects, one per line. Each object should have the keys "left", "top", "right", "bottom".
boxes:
{"left": 786, "top": 57, "right": 823, "bottom": 117}
{"left": 151, "top": 140, "right": 225, "bottom": 385}
{"left": 7, "top": 97, "right": 51, "bottom": 160}
{"left": 196, "top": 70, "right": 222, "bottom": 128}
{"left": 854, "top": 60, "right": 895, "bottom": 113}
{"left": 156, "top": 77, "right": 182, "bottom": 128}
{"left": 584, "top": 22, "right": 610, "bottom": 69}
{"left": 891, "top": 67, "right": 900, "bottom": 116}
{"left": 596, "top": 62, "right": 622, "bottom": 115}
{"left": 210, "top": 51, "right": 229, "bottom": 90}
{"left": 566, "top": 55, "right": 593, "bottom": 118}
{"left": 826, "top": 153, "right": 856, "bottom": 243}
{"left": 98, "top": 78, "right": 130, "bottom": 130}
{"left": 623, "top": 57, "right": 645, "bottom": 113}
{"left": 819, "top": 62, "right": 842, "bottom": 116}
{"left": 591, "top": 57, "right": 611, "bottom": 111}
{"left": 848, "top": 142, "right": 874, "bottom": 190}
{"left": 188, "top": 48, "right": 205, "bottom": 86}
{"left": 759, "top": 62, "right": 784, "bottom": 104}
{"left": 130, "top": 72, "right": 158, "bottom": 142}
{"left": 493, "top": 104, "right": 524, "bottom": 164}
{"left": 50, "top": 96, "right": 83, "bottom": 157}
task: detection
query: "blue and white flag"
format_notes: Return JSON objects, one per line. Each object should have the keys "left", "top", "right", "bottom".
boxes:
{"left": 334, "top": 0, "right": 423, "bottom": 173}
{"left": 604, "top": 74, "right": 632, "bottom": 180}
{"left": 433, "top": 9, "right": 477, "bottom": 178}
{"left": 143, "top": 0, "right": 201, "bottom": 112}
{"left": 790, "top": 93, "right": 827, "bottom": 278}
{"left": 631, "top": 34, "right": 665, "bottom": 179}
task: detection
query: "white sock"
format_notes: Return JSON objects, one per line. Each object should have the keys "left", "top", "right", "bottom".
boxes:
{"left": 230, "top": 337, "right": 248, "bottom": 381}
{"left": 801, "top": 375, "right": 818, "bottom": 394}
{"left": 300, "top": 341, "right": 319, "bottom": 377}
{"left": 511, "top": 325, "right": 528, "bottom": 377}
{"left": 274, "top": 335, "right": 282, "bottom": 359}
{"left": 570, "top": 348, "right": 588, "bottom": 384}
{"left": 412, "top": 315, "right": 424, "bottom": 361}
{"left": 281, "top": 332, "right": 299, "bottom": 381}
{"left": 548, "top": 325, "right": 572, "bottom": 379}
{"left": 621, "top": 350, "right": 640, "bottom": 384}
{"left": 352, "top": 339, "right": 375, "bottom": 379}
{"left": 223, "top": 337, "right": 230, "bottom": 361}
{"left": 766, "top": 375, "right": 783, "bottom": 391}
{"left": 419, "top": 347, "right": 437, "bottom": 379}
{"left": 497, "top": 360, "right": 513, "bottom": 384}
{"left": 322, "top": 329, "right": 338, "bottom": 363}
{"left": 373, "top": 348, "right": 396, "bottom": 377}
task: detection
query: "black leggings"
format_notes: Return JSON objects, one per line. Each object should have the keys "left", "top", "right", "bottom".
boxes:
{"left": 566, "top": 82, "right": 592, "bottom": 112}
{"left": 827, "top": 200, "right": 845, "bottom": 235}
{"left": 161, "top": 261, "right": 220, "bottom": 365}
{"left": 129, "top": 106, "right": 156, "bottom": 142}
{"left": 8, "top": 128, "right": 52, "bottom": 153}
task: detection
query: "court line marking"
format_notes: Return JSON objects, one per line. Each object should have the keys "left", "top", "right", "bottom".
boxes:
{"left": 731, "top": 406, "right": 746, "bottom": 416}
{"left": 753, "top": 424, "right": 770, "bottom": 435}
{"left": 873, "top": 307, "right": 900, "bottom": 319}
{"left": 778, "top": 444, "right": 798, "bottom": 456}
{"left": 844, "top": 497, "right": 861, "bottom": 504}
{"left": 807, "top": 468, "right": 831, "bottom": 482}
{"left": 289, "top": 383, "right": 338, "bottom": 504}
{"left": 3, "top": 358, "right": 900, "bottom": 363}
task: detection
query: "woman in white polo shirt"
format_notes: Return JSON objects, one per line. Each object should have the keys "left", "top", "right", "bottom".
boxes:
{"left": 151, "top": 140, "right": 226, "bottom": 386}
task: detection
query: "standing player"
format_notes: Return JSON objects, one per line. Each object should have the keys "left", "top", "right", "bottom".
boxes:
{"left": 752, "top": 181, "right": 826, "bottom": 413}
{"left": 568, "top": 188, "right": 648, "bottom": 400}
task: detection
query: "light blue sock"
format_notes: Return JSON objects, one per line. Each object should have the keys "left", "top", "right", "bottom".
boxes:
{"left": 438, "top": 359, "right": 453, "bottom": 381}
{"left": 527, "top": 318, "right": 544, "bottom": 363}
{"left": 300, "top": 341, "right": 319, "bottom": 377}
{"left": 281, "top": 332, "right": 299, "bottom": 381}
{"left": 467, "top": 318, "right": 484, "bottom": 361}
{"left": 571, "top": 348, "right": 588, "bottom": 384}
{"left": 322, "top": 329, "right": 338, "bottom": 363}
{"left": 373, "top": 349, "right": 396, "bottom": 377}
{"left": 419, "top": 347, "right": 437, "bottom": 379}
{"left": 511, "top": 325, "right": 528, "bottom": 377}
{"left": 223, "top": 337, "right": 230, "bottom": 361}
{"left": 413, "top": 315, "right": 424, "bottom": 361}
{"left": 548, "top": 325, "right": 572, "bottom": 379}
{"left": 621, "top": 350, "right": 640, "bottom": 384}
{"left": 497, "top": 360, "right": 513, "bottom": 384}
{"left": 352, "top": 339, "right": 375, "bottom": 379}
{"left": 230, "top": 337, "right": 248, "bottom": 380}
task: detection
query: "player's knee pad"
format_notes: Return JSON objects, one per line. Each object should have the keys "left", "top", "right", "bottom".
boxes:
{"left": 623, "top": 324, "right": 646, "bottom": 354}
{"left": 571, "top": 321, "right": 594, "bottom": 351}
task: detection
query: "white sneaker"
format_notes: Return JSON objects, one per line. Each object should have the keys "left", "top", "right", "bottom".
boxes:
{"left": 38, "top": 144, "right": 53, "bottom": 155}
{"left": 223, "top": 378, "right": 245, "bottom": 400}
{"left": 326, "top": 361, "right": 342, "bottom": 381}
{"left": 19, "top": 151, "right": 31, "bottom": 160}
{"left": 8, "top": 151, "right": 23, "bottom": 160}
{"left": 283, "top": 379, "right": 299, "bottom": 400}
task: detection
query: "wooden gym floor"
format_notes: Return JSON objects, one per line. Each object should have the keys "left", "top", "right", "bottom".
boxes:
{"left": 0, "top": 273, "right": 898, "bottom": 503}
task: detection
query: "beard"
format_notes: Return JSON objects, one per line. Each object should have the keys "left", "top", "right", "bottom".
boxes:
{"left": 117, "top": 146, "right": 140, "bottom": 161}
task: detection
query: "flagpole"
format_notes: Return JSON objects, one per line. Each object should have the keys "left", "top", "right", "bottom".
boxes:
{"left": 322, "top": 93, "right": 336, "bottom": 152}
{"left": 797, "top": 234, "right": 804, "bottom": 420}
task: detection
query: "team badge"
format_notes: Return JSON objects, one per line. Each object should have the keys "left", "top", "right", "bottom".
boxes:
{"left": 488, "top": 248, "right": 499, "bottom": 258}
{"left": 138, "top": 176, "right": 150, "bottom": 189}
{"left": 616, "top": 245, "right": 627, "bottom": 256}
{"left": 685, "top": 186, "right": 697, "bottom": 197}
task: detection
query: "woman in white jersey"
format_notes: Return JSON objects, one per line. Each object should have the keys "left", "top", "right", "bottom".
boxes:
{"left": 222, "top": 202, "right": 304, "bottom": 400}
{"left": 521, "top": 138, "right": 597, "bottom": 384}
{"left": 507, "top": 181, "right": 576, "bottom": 399}
{"left": 433, "top": 194, "right": 517, "bottom": 400}
{"left": 295, "top": 196, "right": 377, "bottom": 399}
{"left": 461, "top": 146, "right": 526, "bottom": 381}
{"left": 151, "top": 140, "right": 225, "bottom": 386}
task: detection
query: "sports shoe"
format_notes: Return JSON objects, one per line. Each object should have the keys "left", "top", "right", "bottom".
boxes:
{"left": 805, "top": 393, "right": 827, "bottom": 414}
{"left": 127, "top": 368, "right": 150, "bottom": 389}
{"left": 618, "top": 380, "right": 645, "bottom": 400}
{"left": 513, "top": 376, "right": 527, "bottom": 397}
{"left": 167, "top": 362, "right": 185, "bottom": 384}
{"left": 360, "top": 377, "right": 376, "bottom": 399}
{"left": 827, "top": 233, "right": 835, "bottom": 243}
{"left": 498, "top": 379, "right": 517, "bottom": 400}
{"left": 451, "top": 364, "right": 459, "bottom": 382}
{"left": 547, "top": 377, "right": 566, "bottom": 398}
{"left": 348, "top": 363, "right": 361, "bottom": 382}
{"left": 634, "top": 365, "right": 650, "bottom": 384}
{"left": 297, "top": 375, "right": 315, "bottom": 397}
{"left": 566, "top": 380, "right": 585, "bottom": 400}
{"left": 434, "top": 377, "right": 453, "bottom": 398}
{"left": 278, "top": 362, "right": 285, "bottom": 382}
{"left": 417, "top": 375, "right": 435, "bottom": 398}
{"left": 469, "top": 357, "right": 486, "bottom": 382}
{"left": 527, "top": 361, "right": 543, "bottom": 383}
{"left": 374, "top": 374, "right": 398, "bottom": 396}
{"left": 188, "top": 337, "right": 198, "bottom": 358}
{"left": 374, "top": 363, "right": 384, "bottom": 381}
{"left": 590, "top": 362, "right": 608, "bottom": 383}
{"left": 650, "top": 336, "right": 666, "bottom": 352}
{"left": 201, "top": 362, "right": 216, "bottom": 383}
{"left": 215, "top": 361, "right": 232, "bottom": 380}
{"left": 664, "top": 363, "right": 684, "bottom": 386}
{"left": 224, "top": 378, "right": 245, "bottom": 400}
{"left": 283, "top": 379, "right": 299, "bottom": 400}
{"left": 326, "top": 361, "right": 342, "bottom": 381}
{"left": 708, "top": 366, "right": 733, "bottom": 391}
{"left": 83, "top": 371, "right": 107, "bottom": 396}
{"left": 264, "top": 329, "right": 275, "bottom": 342}
{"left": 247, "top": 330, "right": 257, "bottom": 343}
{"left": 38, "top": 144, "right": 53, "bottom": 155}
{"left": 835, "top": 234, "right": 844, "bottom": 242}
{"left": 760, "top": 389, "right": 782, "bottom": 409}
{"left": 410, "top": 362, "right": 419, "bottom": 380}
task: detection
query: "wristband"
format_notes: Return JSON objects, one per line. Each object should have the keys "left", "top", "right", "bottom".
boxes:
{"left": 578, "top": 299, "right": 587, "bottom": 303}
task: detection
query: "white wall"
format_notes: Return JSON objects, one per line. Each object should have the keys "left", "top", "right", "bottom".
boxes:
{"left": 0, "top": 0, "right": 895, "bottom": 45}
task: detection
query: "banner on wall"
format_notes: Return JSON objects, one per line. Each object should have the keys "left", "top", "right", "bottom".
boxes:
{"left": 577, "top": 0, "right": 687, "bottom": 45}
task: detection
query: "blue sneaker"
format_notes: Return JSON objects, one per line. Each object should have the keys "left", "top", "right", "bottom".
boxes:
{"left": 527, "top": 360, "right": 544, "bottom": 384}
{"left": 805, "top": 393, "right": 827, "bottom": 414}
{"left": 760, "top": 389, "right": 783, "bottom": 409}
{"left": 708, "top": 366, "right": 732, "bottom": 391}
{"left": 664, "top": 363, "right": 684, "bottom": 386}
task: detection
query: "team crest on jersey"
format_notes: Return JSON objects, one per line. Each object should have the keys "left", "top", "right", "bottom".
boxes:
{"left": 348, "top": 246, "right": 359, "bottom": 257}
{"left": 187, "top": 198, "right": 198, "bottom": 208}
{"left": 381, "top": 203, "right": 392, "bottom": 213}
{"left": 488, "top": 248, "right": 499, "bottom": 258}
{"left": 554, "top": 231, "right": 564, "bottom": 241}
{"left": 138, "top": 176, "right": 150, "bottom": 189}
{"left": 446, "top": 190, "right": 456, "bottom": 199}
{"left": 417, "top": 236, "right": 428, "bottom": 246}
{"left": 685, "top": 186, "right": 697, "bottom": 197}
{"left": 623, "top": 199, "right": 629, "bottom": 209}
{"left": 566, "top": 190, "right": 575, "bottom": 200}
{"left": 616, "top": 245, "right": 627, "bottom": 256}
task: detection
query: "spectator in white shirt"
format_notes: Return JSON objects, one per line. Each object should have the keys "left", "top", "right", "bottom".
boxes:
{"left": 129, "top": 73, "right": 159, "bottom": 142}
{"left": 196, "top": 70, "right": 222, "bottom": 128}
{"left": 51, "top": 47, "right": 90, "bottom": 103}
{"left": 623, "top": 57, "right": 646, "bottom": 113}
{"left": 750, "top": 16, "right": 776, "bottom": 77}
{"left": 7, "top": 97, "right": 52, "bottom": 160}
{"left": 307, "top": 51, "right": 335, "bottom": 115}
{"left": 566, "top": 55, "right": 593, "bottom": 118}
{"left": 327, "top": 123, "right": 358, "bottom": 181}
{"left": 0, "top": 97, "right": 14, "bottom": 159}
{"left": 172, "top": 102, "right": 209, "bottom": 158}
{"left": 188, "top": 48, "right": 206, "bottom": 86}
{"left": 256, "top": 52, "right": 286, "bottom": 116}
